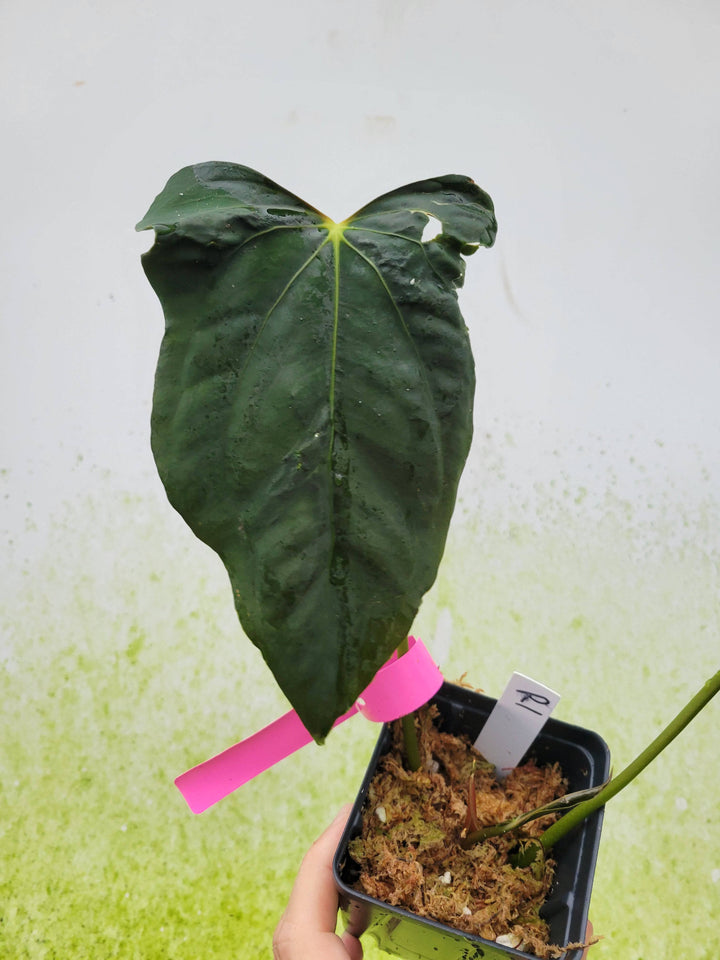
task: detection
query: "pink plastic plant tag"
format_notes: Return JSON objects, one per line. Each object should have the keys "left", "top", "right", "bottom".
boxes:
{"left": 175, "top": 636, "right": 443, "bottom": 814}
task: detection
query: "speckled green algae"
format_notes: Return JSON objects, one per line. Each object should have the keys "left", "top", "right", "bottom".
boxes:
{"left": 1, "top": 473, "right": 718, "bottom": 958}
{"left": 0, "top": 491, "right": 378, "bottom": 958}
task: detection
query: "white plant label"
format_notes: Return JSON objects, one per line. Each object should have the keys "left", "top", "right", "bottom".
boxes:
{"left": 473, "top": 672, "right": 560, "bottom": 778}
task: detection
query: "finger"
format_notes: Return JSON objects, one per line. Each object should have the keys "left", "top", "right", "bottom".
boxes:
{"left": 340, "top": 928, "right": 364, "bottom": 960}
{"left": 283, "top": 805, "right": 354, "bottom": 934}
{"left": 581, "top": 920, "right": 594, "bottom": 958}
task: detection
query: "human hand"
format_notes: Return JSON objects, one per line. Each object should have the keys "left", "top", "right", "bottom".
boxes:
{"left": 273, "top": 804, "right": 362, "bottom": 960}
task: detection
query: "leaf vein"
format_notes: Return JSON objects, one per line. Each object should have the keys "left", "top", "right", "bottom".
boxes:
{"left": 236, "top": 234, "right": 331, "bottom": 386}
{"left": 339, "top": 235, "right": 442, "bottom": 462}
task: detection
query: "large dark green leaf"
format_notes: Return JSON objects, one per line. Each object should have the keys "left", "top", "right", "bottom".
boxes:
{"left": 137, "top": 163, "right": 496, "bottom": 742}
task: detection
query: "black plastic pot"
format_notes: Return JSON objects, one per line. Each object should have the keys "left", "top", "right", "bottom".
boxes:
{"left": 333, "top": 681, "right": 610, "bottom": 960}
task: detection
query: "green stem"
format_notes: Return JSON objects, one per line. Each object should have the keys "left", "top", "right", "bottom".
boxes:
{"left": 539, "top": 668, "right": 720, "bottom": 853}
{"left": 398, "top": 637, "right": 422, "bottom": 772}
{"left": 460, "top": 782, "right": 609, "bottom": 848}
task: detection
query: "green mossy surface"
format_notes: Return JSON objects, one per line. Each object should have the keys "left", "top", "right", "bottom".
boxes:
{"left": 1, "top": 458, "right": 718, "bottom": 958}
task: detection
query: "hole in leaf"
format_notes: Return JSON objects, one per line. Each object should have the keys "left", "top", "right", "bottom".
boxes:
{"left": 133, "top": 228, "right": 157, "bottom": 254}
{"left": 421, "top": 215, "right": 442, "bottom": 244}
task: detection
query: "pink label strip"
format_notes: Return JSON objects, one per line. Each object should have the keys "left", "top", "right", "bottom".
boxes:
{"left": 175, "top": 636, "right": 443, "bottom": 814}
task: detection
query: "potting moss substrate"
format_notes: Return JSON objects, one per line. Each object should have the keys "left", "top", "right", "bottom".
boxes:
{"left": 2, "top": 443, "right": 718, "bottom": 960}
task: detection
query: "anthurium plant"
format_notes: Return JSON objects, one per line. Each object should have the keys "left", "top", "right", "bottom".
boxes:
{"left": 139, "top": 164, "right": 719, "bottom": 959}
{"left": 136, "top": 162, "right": 497, "bottom": 743}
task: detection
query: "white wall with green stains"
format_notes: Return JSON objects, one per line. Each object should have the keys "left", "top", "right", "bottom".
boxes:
{"left": 1, "top": 1, "right": 718, "bottom": 958}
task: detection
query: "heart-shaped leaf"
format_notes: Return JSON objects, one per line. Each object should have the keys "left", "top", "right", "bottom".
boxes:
{"left": 137, "top": 163, "right": 496, "bottom": 741}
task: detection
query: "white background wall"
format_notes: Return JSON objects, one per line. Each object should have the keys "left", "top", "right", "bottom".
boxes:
{"left": 2, "top": 1, "right": 719, "bottom": 957}
{"left": 3, "top": 0, "right": 719, "bottom": 529}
